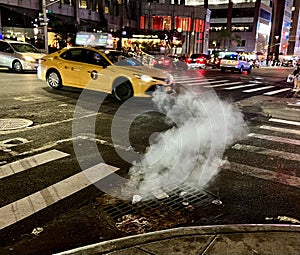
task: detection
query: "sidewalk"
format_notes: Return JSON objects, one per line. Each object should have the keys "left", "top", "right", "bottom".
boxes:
{"left": 54, "top": 224, "right": 300, "bottom": 255}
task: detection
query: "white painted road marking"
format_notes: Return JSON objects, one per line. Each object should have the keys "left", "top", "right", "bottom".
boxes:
{"left": 269, "top": 118, "right": 300, "bottom": 126}
{"left": 222, "top": 161, "right": 300, "bottom": 188}
{"left": 0, "top": 149, "right": 70, "bottom": 180}
{"left": 263, "top": 88, "right": 291, "bottom": 96}
{"left": 231, "top": 144, "right": 300, "bottom": 161}
{"left": 0, "top": 163, "right": 119, "bottom": 230}
{"left": 204, "top": 81, "right": 243, "bottom": 88}
{"left": 243, "top": 86, "right": 275, "bottom": 93}
{"left": 224, "top": 83, "right": 258, "bottom": 90}
{"left": 248, "top": 133, "right": 300, "bottom": 146}
{"left": 259, "top": 125, "right": 300, "bottom": 136}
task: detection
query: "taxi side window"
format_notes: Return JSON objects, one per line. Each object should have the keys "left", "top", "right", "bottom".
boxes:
{"left": 60, "top": 49, "right": 82, "bottom": 62}
{"left": 82, "top": 50, "right": 110, "bottom": 67}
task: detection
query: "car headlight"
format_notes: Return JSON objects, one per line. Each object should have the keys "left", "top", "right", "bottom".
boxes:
{"left": 23, "top": 56, "right": 36, "bottom": 62}
{"left": 135, "top": 74, "right": 153, "bottom": 82}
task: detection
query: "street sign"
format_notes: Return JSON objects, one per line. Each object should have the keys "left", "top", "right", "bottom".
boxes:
{"left": 46, "top": 10, "right": 53, "bottom": 14}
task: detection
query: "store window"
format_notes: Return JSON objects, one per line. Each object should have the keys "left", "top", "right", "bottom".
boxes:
{"left": 194, "top": 19, "right": 204, "bottom": 33}
{"left": 152, "top": 16, "right": 172, "bottom": 30}
{"left": 175, "top": 17, "right": 191, "bottom": 32}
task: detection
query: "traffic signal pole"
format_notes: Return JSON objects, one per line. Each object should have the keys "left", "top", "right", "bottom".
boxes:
{"left": 42, "top": 0, "right": 61, "bottom": 54}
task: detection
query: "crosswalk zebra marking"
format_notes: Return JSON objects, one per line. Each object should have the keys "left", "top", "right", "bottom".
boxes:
{"left": 204, "top": 81, "right": 243, "bottom": 88}
{"left": 259, "top": 125, "right": 300, "bottom": 136}
{"left": 0, "top": 162, "right": 119, "bottom": 230}
{"left": 263, "top": 88, "right": 292, "bottom": 96}
{"left": 223, "top": 83, "right": 258, "bottom": 90}
{"left": 176, "top": 79, "right": 228, "bottom": 85}
{"left": 243, "top": 86, "right": 275, "bottom": 93}
{"left": 222, "top": 161, "right": 300, "bottom": 188}
{"left": 0, "top": 149, "right": 70, "bottom": 180}
{"left": 231, "top": 144, "right": 300, "bottom": 161}
{"left": 248, "top": 133, "right": 300, "bottom": 146}
{"left": 269, "top": 118, "right": 300, "bottom": 126}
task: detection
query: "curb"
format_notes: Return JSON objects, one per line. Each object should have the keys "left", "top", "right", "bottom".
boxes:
{"left": 54, "top": 224, "right": 300, "bottom": 255}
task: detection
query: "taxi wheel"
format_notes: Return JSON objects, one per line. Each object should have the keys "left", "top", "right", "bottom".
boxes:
{"left": 113, "top": 81, "right": 133, "bottom": 101}
{"left": 12, "top": 60, "right": 23, "bottom": 73}
{"left": 47, "top": 71, "right": 62, "bottom": 89}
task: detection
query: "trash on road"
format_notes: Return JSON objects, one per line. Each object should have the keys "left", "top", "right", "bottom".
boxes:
{"left": 116, "top": 214, "right": 151, "bottom": 234}
{"left": 31, "top": 227, "right": 44, "bottom": 236}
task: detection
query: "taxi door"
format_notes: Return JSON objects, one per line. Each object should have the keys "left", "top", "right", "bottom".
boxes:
{"left": 78, "top": 49, "right": 112, "bottom": 92}
{"left": 59, "top": 48, "right": 83, "bottom": 87}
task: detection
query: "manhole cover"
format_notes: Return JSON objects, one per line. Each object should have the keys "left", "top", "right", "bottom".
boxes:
{"left": 0, "top": 118, "right": 33, "bottom": 131}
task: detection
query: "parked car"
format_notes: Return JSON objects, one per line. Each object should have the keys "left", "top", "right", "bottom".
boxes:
{"left": 37, "top": 46, "right": 174, "bottom": 101}
{"left": 0, "top": 39, "right": 45, "bottom": 72}
{"left": 185, "top": 53, "right": 210, "bottom": 69}
{"left": 220, "top": 52, "right": 252, "bottom": 74}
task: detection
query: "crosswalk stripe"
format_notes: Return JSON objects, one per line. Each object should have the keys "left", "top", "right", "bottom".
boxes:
{"left": 231, "top": 144, "right": 300, "bottom": 161}
{"left": 243, "top": 86, "right": 275, "bottom": 93}
{"left": 0, "top": 163, "right": 119, "bottom": 230}
{"left": 176, "top": 79, "right": 228, "bottom": 84}
{"left": 204, "top": 81, "right": 243, "bottom": 88}
{"left": 263, "top": 88, "right": 292, "bottom": 96}
{"left": 222, "top": 161, "right": 300, "bottom": 188}
{"left": 260, "top": 125, "right": 300, "bottom": 136}
{"left": 174, "top": 77, "right": 214, "bottom": 82}
{"left": 269, "top": 118, "right": 300, "bottom": 126}
{"left": 248, "top": 133, "right": 300, "bottom": 146}
{"left": 224, "top": 83, "right": 258, "bottom": 90}
{"left": 287, "top": 101, "right": 300, "bottom": 107}
{"left": 0, "top": 149, "right": 70, "bottom": 180}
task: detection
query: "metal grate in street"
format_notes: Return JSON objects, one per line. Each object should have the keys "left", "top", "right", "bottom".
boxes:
{"left": 0, "top": 118, "right": 33, "bottom": 131}
{"left": 102, "top": 183, "right": 217, "bottom": 221}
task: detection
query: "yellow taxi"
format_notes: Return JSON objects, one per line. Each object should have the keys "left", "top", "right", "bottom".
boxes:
{"left": 37, "top": 46, "right": 174, "bottom": 101}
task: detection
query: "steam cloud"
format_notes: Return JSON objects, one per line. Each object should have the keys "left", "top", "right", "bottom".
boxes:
{"left": 126, "top": 89, "right": 248, "bottom": 199}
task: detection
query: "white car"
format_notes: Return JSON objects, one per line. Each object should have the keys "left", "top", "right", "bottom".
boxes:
{"left": 220, "top": 52, "right": 252, "bottom": 74}
{"left": 0, "top": 40, "right": 45, "bottom": 72}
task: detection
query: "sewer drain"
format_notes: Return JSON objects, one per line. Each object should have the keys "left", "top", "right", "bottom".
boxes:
{"left": 0, "top": 118, "right": 33, "bottom": 131}
{"left": 102, "top": 183, "right": 218, "bottom": 221}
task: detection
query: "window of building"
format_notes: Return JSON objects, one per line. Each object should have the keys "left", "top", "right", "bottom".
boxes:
{"left": 152, "top": 16, "right": 172, "bottom": 30}
{"left": 210, "top": 9, "right": 229, "bottom": 19}
{"left": 232, "top": 8, "right": 254, "bottom": 18}
{"left": 260, "top": 9, "right": 271, "bottom": 21}
{"left": 175, "top": 17, "right": 191, "bottom": 32}
{"left": 237, "top": 40, "right": 246, "bottom": 47}
{"left": 231, "top": 24, "right": 253, "bottom": 32}
{"left": 209, "top": 24, "right": 226, "bottom": 31}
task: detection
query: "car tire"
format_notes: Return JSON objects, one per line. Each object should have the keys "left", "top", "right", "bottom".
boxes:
{"left": 12, "top": 60, "right": 23, "bottom": 73}
{"left": 47, "top": 70, "right": 63, "bottom": 89}
{"left": 113, "top": 80, "right": 133, "bottom": 101}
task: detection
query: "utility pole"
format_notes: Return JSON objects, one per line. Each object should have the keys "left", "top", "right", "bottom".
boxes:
{"left": 42, "top": 0, "right": 61, "bottom": 54}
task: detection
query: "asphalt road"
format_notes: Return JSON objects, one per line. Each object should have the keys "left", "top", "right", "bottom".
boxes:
{"left": 0, "top": 66, "right": 299, "bottom": 254}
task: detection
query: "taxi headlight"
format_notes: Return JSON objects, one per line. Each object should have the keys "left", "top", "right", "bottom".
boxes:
{"left": 23, "top": 56, "right": 36, "bottom": 63}
{"left": 135, "top": 74, "right": 153, "bottom": 82}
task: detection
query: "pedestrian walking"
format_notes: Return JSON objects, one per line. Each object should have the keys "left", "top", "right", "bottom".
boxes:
{"left": 293, "top": 65, "right": 300, "bottom": 89}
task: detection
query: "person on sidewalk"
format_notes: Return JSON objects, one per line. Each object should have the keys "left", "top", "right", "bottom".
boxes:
{"left": 293, "top": 64, "right": 300, "bottom": 88}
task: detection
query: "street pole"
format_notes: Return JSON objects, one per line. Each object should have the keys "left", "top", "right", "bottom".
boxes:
{"left": 42, "top": 0, "right": 61, "bottom": 54}
{"left": 42, "top": 0, "right": 48, "bottom": 54}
